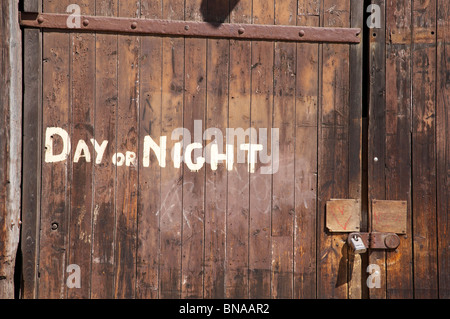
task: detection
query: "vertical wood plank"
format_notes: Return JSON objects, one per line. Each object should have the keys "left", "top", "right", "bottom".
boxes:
{"left": 0, "top": 0, "right": 22, "bottom": 299}
{"left": 412, "top": 0, "right": 438, "bottom": 299}
{"left": 294, "top": 0, "right": 319, "bottom": 299}
{"left": 226, "top": 0, "right": 252, "bottom": 299}
{"left": 91, "top": 0, "right": 118, "bottom": 299}
{"left": 182, "top": 0, "right": 207, "bottom": 299}
{"left": 318, "top": 0, "right": 351, "bottom": 299}
{"left": 385, "top": 0, "right": 414, "bottom": 299}
{"left": 159, "top": 0, "right": 185, "bottom": 299}
{"left": 203, "top": 0, "right": 230, "bottom": 299}
{"left": 114, "top": 0, "right": 140, "bottom": 299}
{"left": 22, "top": 0, "right": 42, "bottom": 300}
{"left": 249, "top": 0, "right": 274, "bottom": 299}
{"left": 39, "top": 0, "right": 71, "bottom": 299}
{"left": 348, "top": 0, "right": 364, "bottom": 299}
{"left": 136, "top": 0, "right": 163, "bottom": 299}
{"left": 436, "top": 0, "right": 450, "bottom": 299}
{"left": 271, "top": 0, "right": 296, "bottom": 299}
{"left": 66, "top": 0, "right": 95, "bottom": 299}
{"left": 367, "top": 0, "right": 386, "bottom": 299}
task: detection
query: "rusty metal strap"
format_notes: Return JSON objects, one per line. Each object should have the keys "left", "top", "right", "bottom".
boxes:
{"left": 19, "top": 12, "right": 361, "bottom": 44}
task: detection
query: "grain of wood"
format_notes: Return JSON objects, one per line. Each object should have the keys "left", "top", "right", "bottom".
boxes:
{"left": 113, "top": 0, "right": 141, "bottom": 299}
{"left": 367, "top": 0, "right": 386, "bottom": 300}
{"left": 67, "top": 0, "right": 95, "bottom": 299}
{"left": 412, "top": 0, "right": 438, "bottom": 299}
{"left": 436, "top": 0, "right": 450, "bottom": 299}
{"left": 203, "top": 0, "right": 230, "bottom": 299}
{"left": 384, "top": 0, "right": 414, "bottom": 299}
{"left": 249, "top": 0, "right": 274, "bottom": 299}
{"left": 318, "top": 0, "right": 351, "bottom": 299}
{"left": 182, "top": 0, "right": 207, "bottom": 299}
{"left": 271, "top": 0, "right": 296, "bottom": 299}
{"left": 91, "top": 0, "right": 119, "bottom": 299}
{"left": 294, "top": 0, "right": 320, "bottom": 299}
{"left": 21, "top": 0, "right": 42, "bottom": 300}
{"left": 136, "top": 0, "right": 163, "bottom": 300}
{"left": 39, "top": 0, "right": 72, "bottom": 299}
{"left": 347, "top": 0, "right": 364, "bottom": 299}
{"left": 0, "top": 0, "right": 22, "bottom": 300}
{"left": 159, "top": 0, "right": 185, "bottom": 299}
{"left": 225, "top": 0, "right": 252, "bottom": 299}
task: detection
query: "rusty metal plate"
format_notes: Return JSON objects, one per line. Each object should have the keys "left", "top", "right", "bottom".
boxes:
{"left": 19, "top": 12, "right": 361, "bottom": 44}
{"left": 326, "top": 199, "right": 361, "bottom": 233}
{"left": 372, "top": 200, "right": 407, "bottom": 234}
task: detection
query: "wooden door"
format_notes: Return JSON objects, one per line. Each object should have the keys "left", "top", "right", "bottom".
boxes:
{"left": 21, "top": 0, "right": 364, "bottom": 299}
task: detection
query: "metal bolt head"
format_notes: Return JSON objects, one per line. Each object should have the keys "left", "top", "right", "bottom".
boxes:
{"left": 374, "top": 157, "right": 379, "bottom": 162}
{"left": 131, "top": 22, "right": 138, "bottom": 29}
{"left": 238, "top": 28, "right": 245, "bottom": 35}
{"left": 299, "top": 30, "right": 305, "bottom": 37}
{"left": 184, "top": 25, "right": 190, "bottom": 31}
{"left": 83, "top": 19, "right": 89, "bottom": 27}
{"left": 37, "top": 16, "right": 45, "bottom": 24}
{"left": 384, "top": 234, "right": 400, "bottom": 249}
{"left": 51, "top": 222, "right": 59, "bottom": 231}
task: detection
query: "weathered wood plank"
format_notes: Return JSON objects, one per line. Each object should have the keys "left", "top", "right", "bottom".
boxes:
{"left": 271, "top": 0, "right": 296, "bottom": 299}
{"left": 66, "top": 0, "right": 96, "bottom": 299}
{"left": 182, "top": 0, "right": 207, "bottom": 299}
{"left": 159, "top": 0, "right": 185, "bottom": 299}
{"left": 318, "top": 0, "right": 350, "bottom": 299}
{"left": 249, "top": 0, "right": 274, "bottom": 299}
{"left": 39, "top": 0, "right": 72, "bottom": 299}
{"left": 113, "top": 0, "right": 140, "bottom": 299}
{"left": 136, "top": 0, "right": 163, "bottom": 299}
{"left": 203, "top": 0, "right": 230, "bottom": 299}
{"left": 91, "top": 0, "right": 118, "bottom": 299}
{"left": 225, "top": 0, "right": 252, "bottom": 299}
{"left": 436, "top": 0, "right": 450, "bottom": 299}
{"left": 367, "top": 0, "right": 386, "bottom": 299}
{"left": 22, "top": 1, "right": 42, "bottom": 297}
{"left": 348, "top": 0, "right": 363, "bottom": 299}
{"left": 412, "top": 0, "right": 438, "bottom": 299}
{"left": 0, "top": 0, "right": 22, "bottom": 299}
{"left": 294, "top": 0, "right": 319, "bottom": 299}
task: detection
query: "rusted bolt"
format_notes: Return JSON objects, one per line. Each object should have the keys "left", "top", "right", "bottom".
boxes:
{"left": 299, "top": 30, "right": 305, "bottom": 37}
{"left": 185, "top": 25, "right": 190, "bottom": 31}
{"left": 384, "top": 234, "right": 400, "bottom": 249}
{"left": 238, "top": 28, "right": 245, "bottom": 35}
{"left": 131, "top": 22, "right": 138, "bottom": 29}
{"left": 51, "top": 222, "right": 59, "bottom": 231}
{"left": 83, "top": 19, "right": 89, "bottom": 27}
{"left": 37, "top": 16, "right": 45, "bottom": 24}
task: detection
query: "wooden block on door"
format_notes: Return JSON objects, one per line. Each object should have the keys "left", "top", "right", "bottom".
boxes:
{"left": 326, "top": 199, "right": 361, "bottom": 233}
{"left": 372, "top": 200, "right": 407, "bottom": 234}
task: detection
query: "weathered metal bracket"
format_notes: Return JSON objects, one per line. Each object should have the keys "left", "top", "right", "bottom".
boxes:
{"left": 348, "top": 232, "right": 401, "bottom": 250}
{"left": 19, "top": 12, "right": 361, "bottom": 44}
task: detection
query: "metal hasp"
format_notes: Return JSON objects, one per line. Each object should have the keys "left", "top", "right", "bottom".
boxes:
{"left": 19, "top": 12, "right": 361, "bottom": 44}
{"left": 347, "top": 232, "right": 401, "bottom": 252}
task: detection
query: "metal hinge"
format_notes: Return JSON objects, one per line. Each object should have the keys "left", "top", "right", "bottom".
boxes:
{"left": 19, "top": 12, "right": 361, "bottom": 44}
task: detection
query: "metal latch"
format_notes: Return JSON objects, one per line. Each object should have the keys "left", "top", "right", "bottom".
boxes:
{"left": 347, "top": 232, "right": 400, "bottom": 254}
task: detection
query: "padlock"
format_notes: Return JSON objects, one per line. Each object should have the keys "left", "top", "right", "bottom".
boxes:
{"left": 349, "top": 234, "right": 367, "bottom": 254}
